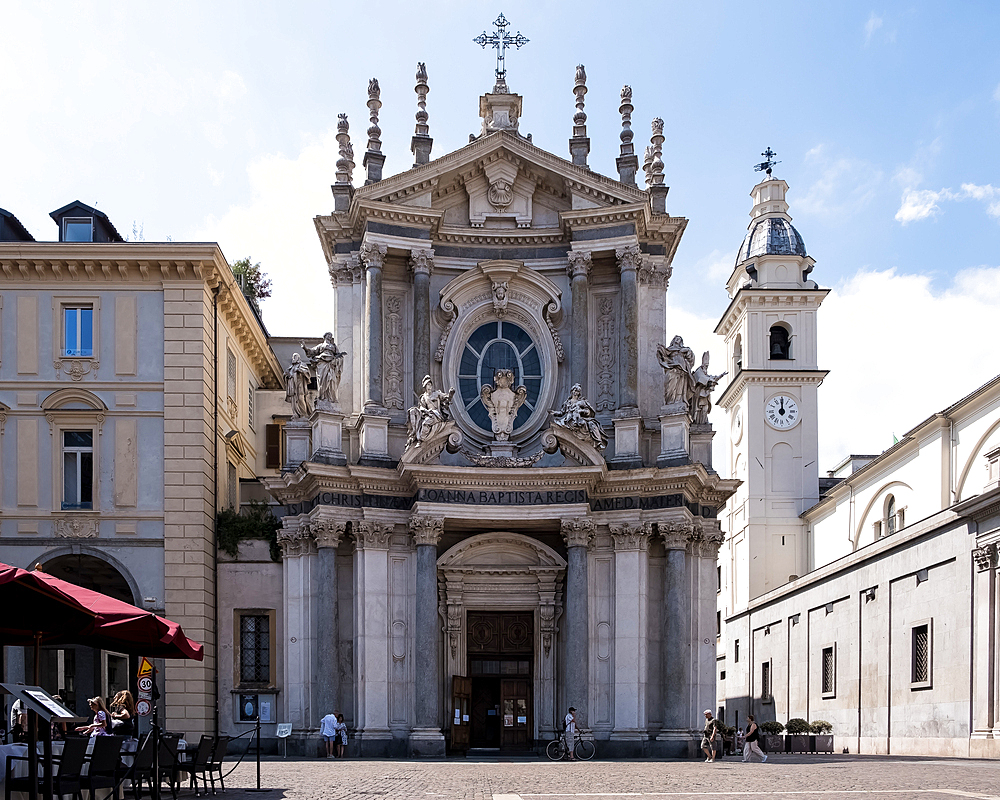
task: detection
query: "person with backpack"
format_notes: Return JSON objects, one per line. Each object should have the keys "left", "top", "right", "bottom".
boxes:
{"left": 743, "top": 714, "right": 767, "bottom": 762}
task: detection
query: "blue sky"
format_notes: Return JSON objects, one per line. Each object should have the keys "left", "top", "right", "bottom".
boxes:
{"left": 3, "top": 0, "right": 998, "bottom": 470}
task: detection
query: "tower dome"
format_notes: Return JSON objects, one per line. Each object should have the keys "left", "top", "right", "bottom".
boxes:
{"left": 735, "top": 216, "right": 807, "bottom": 265}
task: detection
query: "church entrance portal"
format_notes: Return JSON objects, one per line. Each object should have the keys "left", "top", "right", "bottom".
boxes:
{"left": 467, "top": 611, "right": 533, "bottom": 751}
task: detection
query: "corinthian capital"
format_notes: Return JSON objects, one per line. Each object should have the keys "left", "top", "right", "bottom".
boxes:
{"left": 615, "top": 244, "right": 641, "bottom": 274}
{"left": 359, "top": 242, "right": 387, "bottom": 270}
{"left": 560, "top": 517, "right": 597, "bottom": 548}
{"left": 660, "top": 520, "right": 694, "bottom": 550}
{"left": 355, "top": 520, "right": 394, "bottom": 550}
{"left": 277, "top": 517, "right": 316, "bottom": 558}
{"left": 610, "top": 521, "right": 652, "bottom": 551}
{"left": 974, "top": 543, "right": 998, "bottom": 572}
{"left": 567, "top": 250, "right": 592, "bottom": 280}
{"left": 312, "top": 519, "right": 349, "bottom": 549}
{"left": 409, "top": 248, "right": 434, "bottom": 276}
{"left": 410, "top": 515, "right": 444, "bottom": 547}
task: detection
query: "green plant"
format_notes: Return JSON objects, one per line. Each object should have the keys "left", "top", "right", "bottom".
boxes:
{"left": 785, "top": 717, "right": 810, "bottom": 735}
{"left": 230, "top": 257, "right": 272, "bottom": 301}
{"left": 217, "top": 499, "right": 281, "bottom": 562}
{"left": 809, "top": 720, "right": 833, "bottom": 734}
{"left": 759, "top": 720, "right": 785, "bottom": 735}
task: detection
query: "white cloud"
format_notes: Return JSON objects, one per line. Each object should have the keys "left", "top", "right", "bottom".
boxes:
{"left": 864, "top": 13, "right": 883, "bottom": 45}
{"left": 196, "top": 129, "right": 342, "bottom": 337}
{"left": 895, "top": 183, "right": 1000, "bottom": 224}
{"left": 693, "top": 248, "right": 736, "bottom": 285}
{"left": 796, "top": 144, "right": 882, "bottom": 218}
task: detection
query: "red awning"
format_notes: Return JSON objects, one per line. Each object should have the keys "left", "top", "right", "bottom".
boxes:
{"left": 0, "top": 562, "right": 203, "bottom": 660}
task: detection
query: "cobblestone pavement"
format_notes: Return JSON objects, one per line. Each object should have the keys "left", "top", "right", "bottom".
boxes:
{"left": 212, "top": 754, "right": 1000, "bottom": 800}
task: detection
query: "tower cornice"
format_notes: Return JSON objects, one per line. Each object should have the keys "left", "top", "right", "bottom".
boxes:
{"left": 716, "top": 368, "right": 830, "bottom": 410}
{"left": 714, "top": 286, "right": 830, "bottom": 337}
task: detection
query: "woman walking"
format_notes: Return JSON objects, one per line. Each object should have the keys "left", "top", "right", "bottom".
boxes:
{"left": 743, "top": 714, "right": 767, "bottom": 762}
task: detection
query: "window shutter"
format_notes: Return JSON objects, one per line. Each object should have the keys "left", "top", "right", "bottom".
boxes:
{"left": 265, "top": 424, "right": 281, "bottom": 469}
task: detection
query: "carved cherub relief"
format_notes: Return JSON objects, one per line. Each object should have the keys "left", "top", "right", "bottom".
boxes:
{"left": 480, "top": 368, "right": 527, "bottom": 442}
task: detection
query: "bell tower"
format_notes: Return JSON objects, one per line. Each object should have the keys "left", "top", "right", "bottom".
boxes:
{"left": 715, "top": 162, "right": 829, "bottom": 608}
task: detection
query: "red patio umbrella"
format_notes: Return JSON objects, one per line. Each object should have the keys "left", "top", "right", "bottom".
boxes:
{"left": 0, "top": 562, "right": 203, "bottom": 660}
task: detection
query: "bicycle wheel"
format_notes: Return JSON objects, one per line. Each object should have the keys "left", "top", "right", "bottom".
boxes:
{"left": 546, "top": 738, "right": 567, "bottom": 761}
{"left": 575, "top": 738, "right": 596, "bottom": 760}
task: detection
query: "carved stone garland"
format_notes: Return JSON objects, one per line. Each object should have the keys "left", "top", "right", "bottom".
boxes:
{"left": 384, "top": 294, "right": 405, "bottom": 410}
{"left": 596, "top": 295, "right": 617, "bottom": 411}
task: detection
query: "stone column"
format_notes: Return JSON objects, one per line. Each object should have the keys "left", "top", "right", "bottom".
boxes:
{"left": 360, "top": 243, "right": 387, "bottom": 407}
{"left": 410, "top": 249, "right": 434, "bottom": 397}
{"left": 568, "top": 251, "right": 592, "bottom": 389}
{"left": 611, "top": 245, "right": 644, "bottom": 469}
{"left": 658, "top": 521, "right": 693, "bottom": 752}
{"left": 353, "top": 520, "right": 394, "bottom": 754}
{"left": 609, "top": 522, "right": 651, "bottom": 749}
{"left": 691, "top": 524, "right": 725, "bottom": 728}
{"left": 561, "top": 518, "right": 596, "bottom": 728}
{"left": 278, "top": 518, "right": 319, "bottom": 735}
{"left": 409, "top": 515, "right": 446, "bottom": 756}
{"left": 314, "top": 519, "right": 347, "bottom": 722}
{"left": 538, "top": 579, "right": 561, "bottom": 740}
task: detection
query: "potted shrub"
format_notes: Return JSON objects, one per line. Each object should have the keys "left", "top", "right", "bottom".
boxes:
{"left": 759, "top": 720, "right": 784, "bottom": 754}
{"left": 786, "top": 717, "right": 810, "bottom": 752}
{"left": 810, "top": 720, "right": 833, "bottom": 753}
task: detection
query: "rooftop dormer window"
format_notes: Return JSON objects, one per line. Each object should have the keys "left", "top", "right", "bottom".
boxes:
{"left": 63, "top": 217, "right": 94, "bottom": 242}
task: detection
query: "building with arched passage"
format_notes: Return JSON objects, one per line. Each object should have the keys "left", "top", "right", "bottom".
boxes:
{"left": 715, "top": 171, "right": 1000, "bottom": 758}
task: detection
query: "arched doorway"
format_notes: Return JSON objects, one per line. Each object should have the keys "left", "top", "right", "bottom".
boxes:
{"left": 32, "top": 553, "right": 139, "bottom": 718}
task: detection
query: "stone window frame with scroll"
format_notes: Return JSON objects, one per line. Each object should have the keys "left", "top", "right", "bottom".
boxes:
{"left": 42, "top": 388, "right": 107, "bottom": 517}
{"left": 52, "top": 295, "right": 101, "bottom": 380}
{"left": 233, "top": 608, "right": 277, "bottom": 689}
{"left": 910, "top": 618, "right": 932, "bottom": 690}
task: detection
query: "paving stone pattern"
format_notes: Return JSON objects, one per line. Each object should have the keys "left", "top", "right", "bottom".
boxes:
{"left": 218, "top": 754, "right": 1000, "bottom": 800}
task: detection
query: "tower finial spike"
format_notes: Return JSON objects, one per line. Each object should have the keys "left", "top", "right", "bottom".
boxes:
{"left": 615, "top": 85, "right": 639, "bottom": 186}
{"left": 335, "top": 114, "right": 354, "bottom": 186}
{"left": 363, "top": 79, "right": 385, "bottom": 184}
{"left": 411, "top": 62, "right": 433, "bottom": 166}
{"left": 569, "top": 64, "right": 590, "bottom": 168}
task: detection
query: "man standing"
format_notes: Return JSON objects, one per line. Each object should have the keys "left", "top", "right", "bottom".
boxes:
{"left": 743, "top": 714, "right": 767, "bottom": 763}
{"left": 319, "top": 709, "right": 340, "bottom": 758}
{"left": 564, "top": 707, "right": 577, "bottom": 761}
{"left": 701, "top": 709, "right": 719, "bottom": 763}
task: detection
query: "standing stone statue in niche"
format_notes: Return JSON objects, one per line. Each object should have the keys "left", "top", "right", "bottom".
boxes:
{"left": 481, "top": 369, "right": 527, "bottom": 441}
{"left": 553, "top": 383, "right": 608, "bottom": 450}
{"left": 692, "top": 351, "right": 727, "bottom": 425}
{"left": 657, "top": 335, "right": 696, "bottom": 409}
{"left": 284, "top": 352, "right": 314, "bottom": 419}
{"left": 406, "top": 375, "right": 456, "bottom": 450}
{"left": 301, "top": 332, "right": 346, "bottom": 406}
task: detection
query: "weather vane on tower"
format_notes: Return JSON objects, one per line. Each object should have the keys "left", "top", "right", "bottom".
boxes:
{"left": 754, "top": 147, "right": 781, "bottom": 177}
{"left": 474, "top": 13, "right": 529, "bottom": 88}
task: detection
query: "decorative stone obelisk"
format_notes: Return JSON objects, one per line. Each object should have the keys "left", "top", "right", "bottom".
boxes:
{"left": 411, "top": 63, "right": 433, "bottom": 167}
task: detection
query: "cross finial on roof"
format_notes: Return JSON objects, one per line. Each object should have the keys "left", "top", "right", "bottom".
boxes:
{"left": 754, "top": 147, "right": 781, "bottom": 177}
{"left": 473, "top": 13, "right": 529, "bottom": 89}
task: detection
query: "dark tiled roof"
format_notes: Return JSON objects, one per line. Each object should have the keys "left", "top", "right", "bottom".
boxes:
{"left": 736, "top": 217, "right": 807, "bottom": 264}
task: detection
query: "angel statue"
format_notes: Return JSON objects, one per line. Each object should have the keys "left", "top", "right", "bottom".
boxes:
{"left": 692, "top": 352, "right": 727, "bottom": 425}
{"left": 406, "top": 375, "right": 456, "bottom": 450}
{"left": 284, "top": 352, "right": 313, "bottom": 420}
{"left": 553, "top": 383, "right": 608, "bottom": 450}
{"left": 657, "top": 335, "right": 696, "bottom": 409}
{"left": 481, "top": 369, "right": 527, "bottom": 441}
{"left": 301, "top": 332, "right": 346, "bottom": 406}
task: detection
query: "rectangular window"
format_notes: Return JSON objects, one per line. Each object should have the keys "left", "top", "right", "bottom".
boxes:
{"left": 873, "top": 520, "right": 882, "bottom": 540}
{"left": 62, "top": 430, "right": 94, "bottom": 509}
{"left": 228, "top": 462, "right": 238, "bottom": 510}
{"left": 227, "top": 348, "right": 237, "bottom": 400}
{"left": 761, "top": 661, "right": 772, "bottom": 701}
{"left": 248, "top": 383, "right": 255, "bottom": 430}
{"left": 734, "top": 639, "right": 740, "bottom": 663}
{"left": 821, "top": 645, "right": 836, "bottom": 697}
{"left": 265, "top": 424, "right": 282, "bottom": 470}
{"left": 63, "top": 306, "right": 94, "bottom": 357}
{"left": 63, "top": 217, "right": 93, "bottom": 242}
{"left": 239, "top": 614, "right": 270, "bottom": 685}
{"left": 717, "top": 565, "right": 722, "bottom": 593}
{"left": 716, "top": 611, "right": 722, "bottom": 637}
{"left": 911, "top": 621, "right": 932, "bottom": 689}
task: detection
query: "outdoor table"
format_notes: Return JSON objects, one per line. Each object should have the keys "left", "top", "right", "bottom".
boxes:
{"left": 1, "top": 737, "right": 138, "bottom": 800}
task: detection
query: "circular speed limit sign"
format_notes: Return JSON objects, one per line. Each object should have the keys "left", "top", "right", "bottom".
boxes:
{"left": 138, "top": 677, "right": 153, "bottom": 693}
{"left": 136, "top": 699, "right": 152, "bottom": 717}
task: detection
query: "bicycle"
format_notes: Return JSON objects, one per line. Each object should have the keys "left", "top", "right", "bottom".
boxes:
{"left": 545, "top": 729, "right": 596, "bottom": 761}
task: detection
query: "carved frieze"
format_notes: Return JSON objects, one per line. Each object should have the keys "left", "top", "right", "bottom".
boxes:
{"left": 610, "top": 521, "right": 652, "bottom": 551}
{"left": 560, "top": 517, "right": 597, "bottom": 549}
{"left": 355, "top": 520, "right": 394, "bottom": 550}
{"left": 53, "top": 516, "right": 99, "bottom": 539}
{"left": 384, "top": 294, "right": 405, "bottom": 410}
{"left": 596, "top": 295, "right": 617, "bottom": 410}
{"left": 54, "top": 359, "right": 99, "bottom": 382}
{"left": 410, "top": 515, "right": 444, "bottom": 547}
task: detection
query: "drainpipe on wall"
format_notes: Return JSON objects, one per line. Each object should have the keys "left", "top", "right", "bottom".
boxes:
{"left": 212, "top": 283, "right": 221, "bottom": 738}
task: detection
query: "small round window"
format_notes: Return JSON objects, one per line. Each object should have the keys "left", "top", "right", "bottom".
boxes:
{"left": 459, "top": 321, "right": 542, "bottom": 433}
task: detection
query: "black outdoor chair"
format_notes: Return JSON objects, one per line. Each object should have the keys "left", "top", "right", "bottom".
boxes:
{"left": 178, "top": 735, "right": 216, "bottom": 797}
{"left": 5, "top": 736, "right": 89, "bottom": 800}
{"left": 80, "top": 735, "right": 125, "bottom": 800}
{"left": 128, "top": 732, "right": 157, "bottom": 800}
{"left": 156, "top": 733, "right": 183, "bottom": 800}
{"left": 204, "top": 737, "right": 229, "bottom": 794}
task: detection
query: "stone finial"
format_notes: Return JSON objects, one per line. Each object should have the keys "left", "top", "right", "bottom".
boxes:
{"left": 642, "top": 146, "right": 654, "bottom": 186}
{"left": 648, "top": 117, "right": 667, "bottom": 212}
{"left": 363, "top": 79, "right": 385, "bottom": 184}
{"left": 335, "top": 114, "right": 354, "bottom": 185}
{"left": 616, "top": 86, "right": 639, "bottom": 186}
{"left": 569, "top": 65, "right": 590, "bottom": 168}
{"left": 412, "top": 62, "right": 434, "bottom": 166}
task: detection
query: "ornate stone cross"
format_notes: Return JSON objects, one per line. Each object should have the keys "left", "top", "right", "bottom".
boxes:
{"left": 473, "top": 13, "right": 529, "bottom": 84}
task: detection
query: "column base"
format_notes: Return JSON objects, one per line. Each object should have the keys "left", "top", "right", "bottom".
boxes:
{"left": 654, "top": 728, "right": 699, "bottom": 758}
{"left": 408, "top": 727, "right": 446, "bottom": 757}
{"left": 609, "top": 728, "right": 646, "bottom": 741}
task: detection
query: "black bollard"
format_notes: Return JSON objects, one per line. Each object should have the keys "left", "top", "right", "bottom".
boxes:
{"left": 246, "top": 714, "right": 270, "bottom": 793}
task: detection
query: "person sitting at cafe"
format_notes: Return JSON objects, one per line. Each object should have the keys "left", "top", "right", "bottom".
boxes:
{"left": 76, "top": 696, "right": 111, "bottom": 737}
{"left": 110, "top": 690, "right": 137, "bottom": 738}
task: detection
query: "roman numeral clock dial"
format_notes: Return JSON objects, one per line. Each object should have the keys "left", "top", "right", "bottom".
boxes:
{"left": 765, "top": 394, "right": 800, "bottom": 430}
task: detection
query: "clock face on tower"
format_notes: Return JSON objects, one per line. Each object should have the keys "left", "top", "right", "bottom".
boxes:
{"left": 765, "top": 395, "right": 800, "bottom": 430}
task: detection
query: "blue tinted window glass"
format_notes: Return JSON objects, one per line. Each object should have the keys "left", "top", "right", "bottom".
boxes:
{"left": 64, "top": 220, "right": 93, "bottom": 242}
{"left": 467, "top": 399, "right": 491, "bottom": 430}
{"left": 459, "top": 348, "right": 479, "bottom": 376}
{"left": 64, "top": 308, "right": 78, "bottom": 354}
{"left": 64, "top": 431, "right": 93, "bottom": 448}
{"left": 481, "top": 341, "right": 518, "bottom": 380}
{"left": 459, "top": 378, "right": 479, "bottom": 399}
{"left": 467, "top": 322, "right": 497, "bottom": 354}
{"left": 80, "top": 308, "right": 93, "bottom": 355}
{"left": 521, "top": 347, "right": 541, "bottom": 377}
{"left": 502, "top": 322, "right": 532, "bottom": 353}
